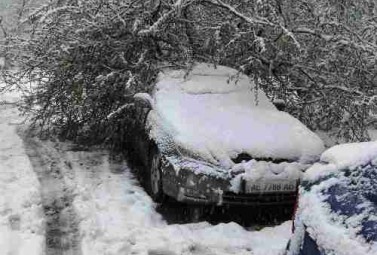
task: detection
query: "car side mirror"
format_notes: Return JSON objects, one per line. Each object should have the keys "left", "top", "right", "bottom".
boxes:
{"left": 273, "top": 99, "right": 286, "bottom": 111}
{"left": 133, "top": 93, "right": 154, "bottom": 109}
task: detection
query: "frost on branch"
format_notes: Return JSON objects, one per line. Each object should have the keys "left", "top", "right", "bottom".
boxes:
{"left": 3, "top": 0, "right": 377, "bottom": 147}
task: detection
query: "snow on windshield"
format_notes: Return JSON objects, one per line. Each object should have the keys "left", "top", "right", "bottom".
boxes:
{"left": 291, "top": 141, "right": 377, "bottom": 255}
{"left": 149, "top": 63, "right": 325, "bottom": 168}
{"left": 291, "top": 164, "right": 377, "bottom": 255}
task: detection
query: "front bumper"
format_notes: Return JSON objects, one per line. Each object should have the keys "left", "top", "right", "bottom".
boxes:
{"left": 160, "top": 156, "right": 299, "bottom": 206}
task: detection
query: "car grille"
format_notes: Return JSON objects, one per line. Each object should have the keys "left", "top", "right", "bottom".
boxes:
{"left": 222, "top": 191, "right": 297, "bottom": 206}
{"left": 231, "top": 153, "right": 294, "bottom": 164}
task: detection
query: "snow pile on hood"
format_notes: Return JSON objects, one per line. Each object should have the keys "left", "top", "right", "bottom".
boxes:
{"left": 321, "top": 141, "right": 377, "bottom": 168}
{"left": 229, "top": 160, "right": 306, "bottom": 193}
{"left": 149, "top": 63, "right": 324, "bottom": 168}
{"left": 231, "top": 160, "right": 305, "bottom": 181}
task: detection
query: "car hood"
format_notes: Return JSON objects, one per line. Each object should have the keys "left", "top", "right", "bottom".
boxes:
{"left": 148, "top": 63, "right": 325, "bottom": 168}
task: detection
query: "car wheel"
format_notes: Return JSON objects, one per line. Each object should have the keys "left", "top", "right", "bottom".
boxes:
{"left": 147, "top": 148, "right": 165, "bottom": 203}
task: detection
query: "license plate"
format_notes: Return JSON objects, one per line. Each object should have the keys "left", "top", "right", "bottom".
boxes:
{"left": 244, "top": 180, "right": 297, "bottom": 193}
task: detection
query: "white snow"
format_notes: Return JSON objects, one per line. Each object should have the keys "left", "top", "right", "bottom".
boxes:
{"left": 290, "top": 179, "right": 377, "bottom": 255}
{"left": 0, "top": 89, "right": 45, "bottom": 255}
{"left": 302, "top": 141, "right": 377, "bottom": 182}
{"left": 303, "top": 162, "right": 338, "bottom": 182}
{"left": 134, "top": 92, "right": 154, "bottom": 107}
{"left": 42, "top": 147, "right": 293, "bottom": 255}
{"left": 149, "top": 63, "right": 325, "bottom": 169}
{"left": 290, "top": 142, "right": 377, "bottom": 255}
{"left": 321, "top": 141, "right": 377, "bottom": 168}
{"left": 164, "top": 154, "right": 308, "bottom": 194}
{"left": 0, "top": 81, "right": 293, "bottom": 255}
{"left": 229, "top": 160, "right": 306, "bottom": 193}
{"left": 233, "top": 160, "right": 305, "bottom": 181}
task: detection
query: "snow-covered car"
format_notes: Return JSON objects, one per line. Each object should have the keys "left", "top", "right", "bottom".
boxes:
{"left": 286, "top": 142, "right": 377, "bottom": 255}
{"left": 129, "top": 63, "right": 325, "bottom": 206}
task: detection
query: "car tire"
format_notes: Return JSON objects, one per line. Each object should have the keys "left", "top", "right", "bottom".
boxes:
{"left": 146, "top": 147, "right": 165, "bottom": 203}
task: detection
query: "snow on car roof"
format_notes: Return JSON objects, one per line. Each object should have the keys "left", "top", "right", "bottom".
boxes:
{"left": 304, "top": 141, "right": 377, "bottom": 182}
{"left": 321, "top": 141, "right": 377, "bottom": 168}
{"left": 149, "top": 63, "right": 325, "bottom": 168}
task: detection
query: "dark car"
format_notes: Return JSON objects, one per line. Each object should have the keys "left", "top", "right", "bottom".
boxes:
{"left": 286, "top": 142, "right": 377, "bottom": 255}
{"left": 127, "top": 63, "right": 324, "bottom": 206}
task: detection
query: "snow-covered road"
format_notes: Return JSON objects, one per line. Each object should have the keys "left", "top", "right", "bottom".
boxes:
{"left": 0, "top": 91, "right": 45, "bottom": 255}
{"left": 0, "top": 89, "right": 292, "bottom": 255}
{"left": 23, "top": 136, "right": 81, "bottom": 255}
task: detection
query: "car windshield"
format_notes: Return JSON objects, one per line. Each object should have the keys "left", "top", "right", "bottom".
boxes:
{"left": 323, "top": 163, "right": 377, "bottom": 242}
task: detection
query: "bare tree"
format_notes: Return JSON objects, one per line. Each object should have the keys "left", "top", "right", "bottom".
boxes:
{"left": 4, "top": 0, "right": 377, "bottom": 145}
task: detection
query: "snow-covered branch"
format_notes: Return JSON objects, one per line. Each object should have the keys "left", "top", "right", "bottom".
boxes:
{"left": 204, "top": 0, "right": 274, "bottom": 27}
{"left": 106, "top": 103, "right": 134, "bottom": 120}
{"left": 138, "top": 0, "right": 193, "bottom": 36}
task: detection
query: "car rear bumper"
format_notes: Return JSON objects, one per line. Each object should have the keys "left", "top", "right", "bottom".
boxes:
{"left": 160, "top": 156, "right": 298, "bottom": 206}
{"left": 221, "top": 192, "right": 297, "bottom": 206}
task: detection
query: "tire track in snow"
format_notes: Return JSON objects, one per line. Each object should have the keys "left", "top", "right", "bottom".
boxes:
{"left": 0, "top": 101, "right": 45, "bottom": 255}
{"left": 20, "top": 133, "right": 291, "bottom": 255}
{"left": 21, "top": 134, "right": 81, "bottom": 255}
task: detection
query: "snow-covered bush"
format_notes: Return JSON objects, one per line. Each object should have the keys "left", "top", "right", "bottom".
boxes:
{"left": 3, "top": 0, "right": 377, "bottom": 146}
{"left": 4, "top": 0, "right": 200, "bottom": 147}
{"left": 0, "top": 0, "right": 48, "bottom": 70}
{"left": 197, "top": 0, "right": 377, "bottom": 141}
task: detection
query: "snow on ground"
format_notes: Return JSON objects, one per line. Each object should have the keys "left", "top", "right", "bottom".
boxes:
{"left": 0, "top": 90, "right": 45, "bottom": 255}
{"left": 0, "top": 84, "right": 292, "bottom": 255}
{"left": 44, "top": 143, "right": 291, "bottom": 255}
